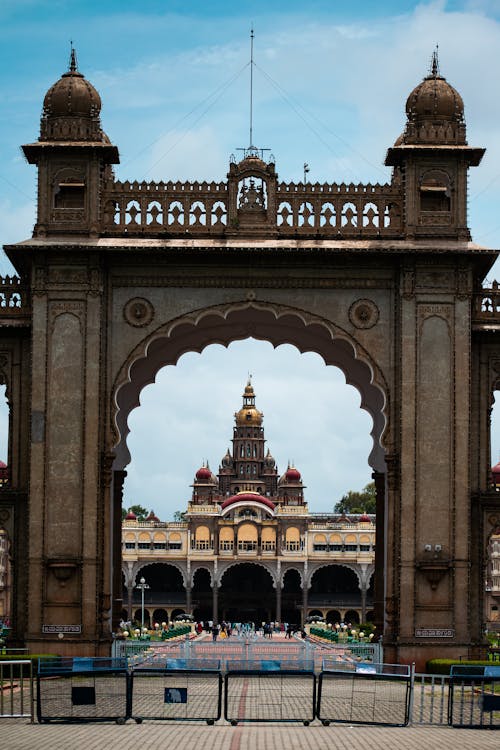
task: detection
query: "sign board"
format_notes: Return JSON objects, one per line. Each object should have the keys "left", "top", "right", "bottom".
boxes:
{"left": 42, "top": 624, "right": 82, "bottom": 634}
{"left": 415, "top": 628, "right": 454, "bottom": 638}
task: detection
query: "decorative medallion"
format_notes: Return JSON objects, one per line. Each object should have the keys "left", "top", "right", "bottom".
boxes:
{"left": 123, "top": 297, "right": 155, "bottom": 328}
{"left": 349, "top": 298, "right": 379, "bottom": 329}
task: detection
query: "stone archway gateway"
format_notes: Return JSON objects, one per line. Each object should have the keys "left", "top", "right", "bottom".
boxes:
{"left": 0, "top": 50, "right": 499, "bottom": 669}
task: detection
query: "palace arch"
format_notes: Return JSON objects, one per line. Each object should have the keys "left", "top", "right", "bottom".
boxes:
{"left": 0, "top": 52, "right": 499, "bottom": 672}
{"left": 111, "top": 302, "right": 389, "bottom": 475}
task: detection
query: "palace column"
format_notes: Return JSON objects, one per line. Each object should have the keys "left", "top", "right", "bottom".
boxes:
{"left": 186, "top": 560, "right": 192, "bottom": 614}
{"left": 212, "top": 561, "right": 218, "bottom": 622}
{"left": 275, "top": 560, "right": 282, "bottom": 623}
{"left": 301, "top": 561, "right": 308, "bottom": 625}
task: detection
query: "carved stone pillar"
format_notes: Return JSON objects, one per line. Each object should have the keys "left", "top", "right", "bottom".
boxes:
{"left": 372, "top": 469, "right": 385, "bottom": 634}
{"left": 112, "top": 467, "right": 127, "bottom": 631}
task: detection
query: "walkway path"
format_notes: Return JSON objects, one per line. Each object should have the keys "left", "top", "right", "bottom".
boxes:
{"left": 1, "top": 720, "right": 499, "bottom": 750}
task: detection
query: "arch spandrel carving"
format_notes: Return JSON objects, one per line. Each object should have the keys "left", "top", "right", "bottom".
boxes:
{"left": 110, "top": 300, "right": 390, "bottom": 474}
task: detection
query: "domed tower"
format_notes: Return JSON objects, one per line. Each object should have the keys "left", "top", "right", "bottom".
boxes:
{"left": 385, "top": 50, "right": 484, "bottom": 240}
{"left": 22, "top": 48, "right": 119, "bottom": 237}
{"left": 278, "top": 463, "right": 306, "bottom": 506}
{"left": 191, "top": 463, "right": 219, "bottom": 505}
{"left": 217, "top": 379, "right": 278, "bottom": 496}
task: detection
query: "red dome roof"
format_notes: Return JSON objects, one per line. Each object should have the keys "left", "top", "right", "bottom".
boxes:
{"left": 125, "top": 511, "right": 137, "bottom": 521}
{"left": 359, "top": 514, "right": 371, "bottom": 523}
{"left": 195, "top": 466, "right": 212, "bottom": 481}
{"left": 220, "top": 492, "right": 275, "bottom": 512}
{"left": 285, "top": 467, "right": 301, "bottom": 482}
{"left": 0, "top": 461, "right": 7, "bottom": 469}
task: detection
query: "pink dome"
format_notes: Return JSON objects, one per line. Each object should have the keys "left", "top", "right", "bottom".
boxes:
{"left": 285, "top": 467, "right": 301, "bottom": 482}
{"left": 491, "top": 461, "right": 500, "bottom": 484}
{"left": 125, "top": 511, "right": 137, "bottom": 521}
{"left": 196, "top": 466, "right": 212, "bottom": 481}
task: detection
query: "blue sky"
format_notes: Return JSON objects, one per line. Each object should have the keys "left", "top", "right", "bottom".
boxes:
{"left": 1, "top": 1, "right": 499, "bottom": 517}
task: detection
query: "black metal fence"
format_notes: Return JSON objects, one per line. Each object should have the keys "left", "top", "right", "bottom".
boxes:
{"left": 131, "top": 659, "right": 222, "bottom": 724}
{"left": 224, "top": 660, "right": 316, "bottom": 725}
{"left": 317, "top": 660, "right": 411, "bottom": 727}
{"left": 34, "top": 656, "right": 500, "bottom": 728}
{"left": 37, "top": 658, "right": 129, "bottom": 724}
{"left": 449, "top": 665, "right": 500, "bottom": 729}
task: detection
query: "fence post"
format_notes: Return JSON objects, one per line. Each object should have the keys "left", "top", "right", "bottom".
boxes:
{"left": 408, "top": 662, "right": 415, "bottom": 725}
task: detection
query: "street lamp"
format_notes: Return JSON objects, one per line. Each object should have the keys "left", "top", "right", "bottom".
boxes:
{"left": 136, "top": 576, "right": 150, "bottom": 631}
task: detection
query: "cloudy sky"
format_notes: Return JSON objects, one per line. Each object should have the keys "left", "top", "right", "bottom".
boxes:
{"left": 1, "top": 1, "right": 499, "bottom": 517}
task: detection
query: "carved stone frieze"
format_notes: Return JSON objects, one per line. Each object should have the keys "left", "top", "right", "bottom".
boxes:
{"left": 419, "top": 212, "right": 452, "bottom": 226}
{"left": 48, "top": 267, "right": 87, "bottom": 285}
{"left": 113, "top": 275, "right": 392, "bottom": 290}
{"left": 401, "top": 264, "right": 415, "bottom": 300}
{"left": 50, "top": 209, "right": 85, "bottom": 223}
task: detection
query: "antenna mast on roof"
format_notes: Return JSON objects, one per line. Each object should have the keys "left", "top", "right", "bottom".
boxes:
{"left": 249, "top": 26, "right": 254, "bottom": 149}
{"left": 233, "top": 27, "right": 272, "bottom": 162}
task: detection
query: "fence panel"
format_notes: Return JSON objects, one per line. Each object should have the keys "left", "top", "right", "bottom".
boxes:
{"left": 0, "top": 660, "right": 33, "bottom": 720}
{"left": 224, "top": 660, "right": 316, "bottom": 725}
{"left": 449, "top": 665, "right": 500, "bottom": 729}
{"left": 131, "top": 661, "right": 222, "bottom": 724}
{"left": 411, "top": 673, "right": 449, "bottom": 725}
{"left": 317, "top": 661, "right": 411, "bottom": 727}
{"left": 37, "top": 658, "right": 129, "bottom": 724}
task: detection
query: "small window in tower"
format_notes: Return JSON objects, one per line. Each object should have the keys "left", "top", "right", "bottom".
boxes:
{"left": 54, "top": 181, "right": 86, "bottom": 209}
{"left": 246, "top": 413, "right": 252, "bottom": 421}
{"left": 419, "top": 171, "right": 451, "bottom": 212}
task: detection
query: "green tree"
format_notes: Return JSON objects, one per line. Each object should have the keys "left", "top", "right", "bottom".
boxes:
{"left": 334, "top": 481, "right": 376, "bottom": 514}
{"left": 122, "top": 504, "right": 148, "bottom": 521}
{"left": 173, "top": 510, "right": 187, "bottom": 522}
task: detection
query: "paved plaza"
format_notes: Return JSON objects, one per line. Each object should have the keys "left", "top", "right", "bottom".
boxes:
{"left": 1, "top": 719, "right": 499, "bottom": 750}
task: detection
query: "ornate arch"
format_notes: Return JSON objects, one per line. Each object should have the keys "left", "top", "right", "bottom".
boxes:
{"left": 134, "top": 561, "right": 187, "bottom": 589}
{"left": 280, "top": 564, "right": 304, "bottom": 588}
{"left": 216, "top": 560, "right": 277, "bottom": 588}
{"left": 191, "top": 563, "right": 214, "bottom": 588}
{"left": 111, "top": 300, "right": 390, "bottom": 472}
{"left": 307, "top": 561, "right": 363, "bottom": 589}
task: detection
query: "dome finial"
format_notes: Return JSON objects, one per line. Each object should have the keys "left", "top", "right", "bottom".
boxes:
{"left": 69, "top": 41, "right": 78, "bottom": 73}
{"left": 430, "top": 44, "right": 439, "bottom": 78}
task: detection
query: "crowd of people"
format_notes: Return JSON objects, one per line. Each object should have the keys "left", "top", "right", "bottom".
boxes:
{"left": 194, "top": 620, "right": 307, "bottom": 640}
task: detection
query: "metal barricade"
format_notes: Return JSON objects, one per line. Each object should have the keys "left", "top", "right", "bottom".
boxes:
{"left": 37, "top": 657, "right": 129, "bottom": 724}
{"left": 224, "top": 659, "right": 316, "bottom": 725}
{"left": 317, "top": 660, "right": 411, "bottom": 727}
{"left": 411, "top": 673, "right": 449, "bottom": 725}
{"left": 449, "top": 665, "right": 500, "bottom": 729}
{"left": 0, "top": 659, "right": 34, "bottom": 721}
{"left": 131, "top": 659, "right": 222, "bottom": 724}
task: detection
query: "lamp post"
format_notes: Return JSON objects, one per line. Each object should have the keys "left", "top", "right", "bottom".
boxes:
{"left": 136, "top": 576, "right": 150, "bottom": 632}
